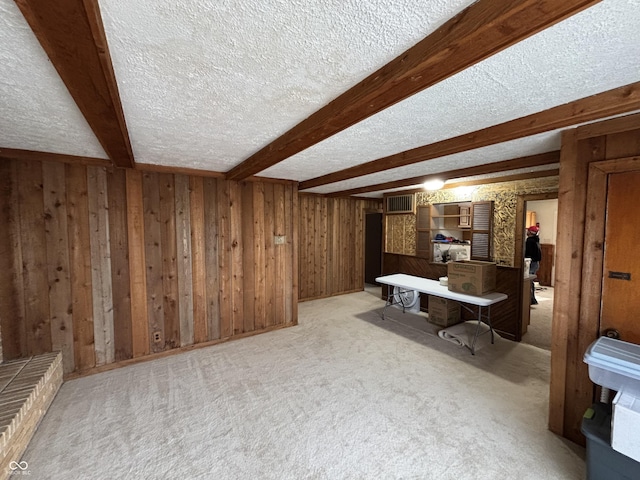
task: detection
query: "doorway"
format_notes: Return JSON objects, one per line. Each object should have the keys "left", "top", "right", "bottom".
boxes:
{"left": 364, "top": 212, "right": 383, "bottom": 286}
{"left": 516, "top": 194, "right": 558, "bottom": 351}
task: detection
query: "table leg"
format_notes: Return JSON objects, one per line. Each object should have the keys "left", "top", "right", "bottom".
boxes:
{"left": 470, "top": 305, "right": 495, "bottom": 355}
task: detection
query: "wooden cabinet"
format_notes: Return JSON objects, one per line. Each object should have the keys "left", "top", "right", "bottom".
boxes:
{"left": 416, "top": 201, "right": 494, "bottom": 262}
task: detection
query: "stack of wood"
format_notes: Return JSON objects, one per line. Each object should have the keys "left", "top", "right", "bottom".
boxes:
{"left": 0, "top": 352, "right": 63, "bottom": 479}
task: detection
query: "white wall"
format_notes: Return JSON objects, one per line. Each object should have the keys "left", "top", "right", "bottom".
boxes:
{"left": 527, "top": 199, "right": 558, "bottom": 285}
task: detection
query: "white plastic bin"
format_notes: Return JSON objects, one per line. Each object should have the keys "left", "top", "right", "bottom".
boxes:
{"left": 612, "top": 389, "right": 640, "bottom": 462}
{"left": 584, "top": 337, "right": 640, "bottom": 393}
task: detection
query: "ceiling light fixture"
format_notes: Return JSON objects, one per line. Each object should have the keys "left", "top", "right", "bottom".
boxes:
{"left": 423, "top": 179, "right": 445, "bottom": 191}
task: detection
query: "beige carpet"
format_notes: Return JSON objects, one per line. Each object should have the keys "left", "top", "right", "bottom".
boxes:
{"left": 22, "top": 288, "right": 584, "bottom": 479}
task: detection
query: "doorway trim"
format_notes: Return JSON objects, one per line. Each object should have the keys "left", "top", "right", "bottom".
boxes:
{"left": 581, "top": 156, "right": 640, "bottom": 340}
{"left": 515, "top": 192, "right": 558, "bottom": 269}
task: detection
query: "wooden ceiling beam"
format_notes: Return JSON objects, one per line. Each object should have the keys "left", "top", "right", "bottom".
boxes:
{"left": 15, "top": 0, "right": 135, "bottom": 168}
{"left": 0, "top": 147, "right": 111, "bottom": 167}
{"left": 325, "top": 150, "right": 560, "bottom": 197}
{"left": 302, "top": 82, "right": 640, "bottom": 190}
{"left": 225, "top": 0, "right": 601, "bottom": 181}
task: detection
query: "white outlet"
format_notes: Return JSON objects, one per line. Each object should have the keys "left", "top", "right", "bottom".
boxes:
{"left": 274, "top": 235, "right": 286, "bottom": 245}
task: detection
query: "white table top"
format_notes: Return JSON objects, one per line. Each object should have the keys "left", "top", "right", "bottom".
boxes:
{"left": 376, "top": 273, "right": 507, "bottom": 307}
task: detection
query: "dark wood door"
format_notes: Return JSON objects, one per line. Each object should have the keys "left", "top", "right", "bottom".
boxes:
{"left": 364, "top": 213, "right": 382, "bottom": 285}
{"left": 537, "top": 243, "right": 554, "bottom": 286}
{"left": 600, "top": 171, "right": 640, "bottom": 343}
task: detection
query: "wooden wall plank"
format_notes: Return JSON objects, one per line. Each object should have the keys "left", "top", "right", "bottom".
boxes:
{"left": 174, "top": 174, "right": 194, "bottom": 346}
{"left": 17, "top": 160, "right": 52, "bottom": 356}
{"left": 291, "top": 184, "right": 299, "bottom": 323}
{"left": 142, "top": 172, "right": 165, "bottom": 354}
{"left": 125, "top": 169, "right": 149, "bottom": 358}
{"left": 0, "top": 160, "right": 27, "bottom": 360}
{"left": 67, "top": 164, "right": 95, "bottom": 370}
{"left": 355, "top": 200, "right": 364, "bottom": 288}
{"left": 253, "top": 182, "right": 266, "bottom": 331}
{"left": 158, "top": 173, "right": 180, "bottom": 349}
{"left": 217, "top": 179, "right": 232, "bottom": 338}
{"left": 315, "top": 196, "right": 326, "bottom": 298}
{"left": 106, "top": 168, "right": 132, "bottom": 361}
{"left": 298, "top": 196, "right": 307, "bottom": 300}
{"left": 203, "top": 178, "right": 220, "bottom": 340}
{"left": 87, "top": 166, "right": 114, "bottom": 365}
{"left": 274, "top": 183, "right": 285, "bottom": 325}
{"left": 43, "top": 161, "right": 75, "bottom": 373}
{"left": 284, "top": 185, "right": 294, "bottom": 325}
{"left": 241, "top": 182, "right": 256, "bottom": 333}
{"left": 229, "top": 181, "right": 244, "bottom": 335}
{"left": 190, "top": 176, "right": 208, "bottom": 343}
{"left": 263, "top": 183, "right": 275, "bottom": 328}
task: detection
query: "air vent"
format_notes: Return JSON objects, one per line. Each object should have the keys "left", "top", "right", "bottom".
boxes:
{"left": 386, "top": 194, "right": 415, "bottom": 214}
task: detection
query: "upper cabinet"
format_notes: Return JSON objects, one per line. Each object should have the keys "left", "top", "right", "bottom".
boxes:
{"left": 416, "top": 201, "right": 494, "bottom": 263}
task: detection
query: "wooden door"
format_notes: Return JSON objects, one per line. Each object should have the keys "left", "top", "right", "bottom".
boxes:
{"left": 600, "top": 171, "right": 640, "bottom": 342}
{"left": 537, "top": 244, "right": 554, "bottom": 286}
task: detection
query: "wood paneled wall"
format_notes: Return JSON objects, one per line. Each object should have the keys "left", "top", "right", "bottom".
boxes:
{"left": 0, "top": 159, "right": 297, "bottom": 374}
{"left": 298, "top": 194, "right": 381, "bottom": 301}
{"left": 550, "top": 122, "right": 640, "bottom": 445}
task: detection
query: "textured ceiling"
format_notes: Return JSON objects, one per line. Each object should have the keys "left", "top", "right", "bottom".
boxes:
{"left": 99, "top": 0, "right": 475, "bottom": 170}
{"left": 0, "top": 0, "right": 639, "bottom": 197}
{"left": 0, "top": 1, "right": 106, "bottom": 158}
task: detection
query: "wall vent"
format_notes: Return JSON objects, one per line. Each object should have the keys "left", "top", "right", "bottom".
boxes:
{"left": 386, "top": 194, "right": 415, "bottom": 214}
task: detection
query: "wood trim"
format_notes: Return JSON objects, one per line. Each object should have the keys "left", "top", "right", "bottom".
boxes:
{"left": 514, "top": 192, "right": 558, "bottom": 266}
{"left": 302, "top": 82, "right": 640, "bottom": 190}
{"left": 226, "top": 0, "right": 600, "bottom": 181}
{"left": 0, "top": 148, "right": 111, "bottom": 167}
{"left": 591, "top": 155, "right": 640, "bottom": 173}
{"left": 136, "top": 163, "right": 297, "bottom": 185}
{"left": 15, "top": 0, "right": 134, "bottom": 167}
{"left": 137, "top": 163, "right": 224, "bottom": 178}
{"left": 326, "top": 152, "right": 560, "bottom": 197}
{"left": 576, "top": 112, "right": 640, "bottom": 140}
{"left": 125, "top": 169, "right": 149, "bottom": 357}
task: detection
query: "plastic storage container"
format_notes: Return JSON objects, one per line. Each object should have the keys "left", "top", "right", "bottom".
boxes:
{"left": 582, "top": 403, "right": 640, "bottom": 480}
{"left": 583, "top": 337, "right": 640, "bottom": 393}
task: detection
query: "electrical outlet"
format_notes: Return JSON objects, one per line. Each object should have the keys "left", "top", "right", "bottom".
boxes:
{"left": 274, "top": 235, "right": 286, "bottom": 245}
{"left": 153, "top": 331, "right": 162, "bottom": 343}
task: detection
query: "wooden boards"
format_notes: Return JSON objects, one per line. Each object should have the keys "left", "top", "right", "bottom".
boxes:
{"left": 298, "top": 195, "right": 382, "bottom": 301}
{"left": 0, "top": 158, "right": 297, "bottom": 374}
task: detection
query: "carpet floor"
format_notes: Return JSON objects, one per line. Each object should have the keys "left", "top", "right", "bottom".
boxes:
{"left": 22, "top": 289, "right": 584, "bottom": 479}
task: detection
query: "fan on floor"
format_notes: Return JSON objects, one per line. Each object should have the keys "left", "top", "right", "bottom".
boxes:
{"left": 392, "top": 286, "right": 420, "bottom": 313}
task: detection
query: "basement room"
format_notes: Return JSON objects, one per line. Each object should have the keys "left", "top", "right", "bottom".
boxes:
{"left": 1, "top": 0, "right": 640, "bottom": 479}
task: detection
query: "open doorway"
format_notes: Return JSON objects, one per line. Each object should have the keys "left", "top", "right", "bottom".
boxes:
{"left": 364, "top": 211, "right": 383, "bottom": 291}
{"left": 520, "top": 197, "right": 558, "bottom": 351}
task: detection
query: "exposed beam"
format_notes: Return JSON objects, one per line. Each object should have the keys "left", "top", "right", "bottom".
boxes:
{"left": 225, "top": 0, "right": 601, "bottom": 181}
{"left": 575, "top": 111, "right": 640, "bottom": 139}
{"left": 442, "top": 169, "right": 559, "bottom": 190}
{"left": 325, "top": 150, "right": 560, "bottom": 197}
{"left": 302, "top": 82, "right": 640, "bottom": 190}
{"left": 15, "top": 0, "right": 135, "bottom": 168}
{"left": 0, "top": 147, "right": 111, "bottom": 167}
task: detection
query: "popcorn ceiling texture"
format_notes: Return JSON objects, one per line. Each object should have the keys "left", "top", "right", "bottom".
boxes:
{"left": 385, "top": 176, "right": 559, "bottom": 266}
{"left": 0, "top": 1, "right": 107, "bottom": 158}
{"left": 264, "top": 0, "right": 640, "bottom": 184}
{"left": 99, "top": 0, "right": 475, "bottom": 168}
{"left": 302, "top": 132, "right": 561, "bottom": 196}
{"left": 0, "top": 0, "right": 638, "bottom": 192}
